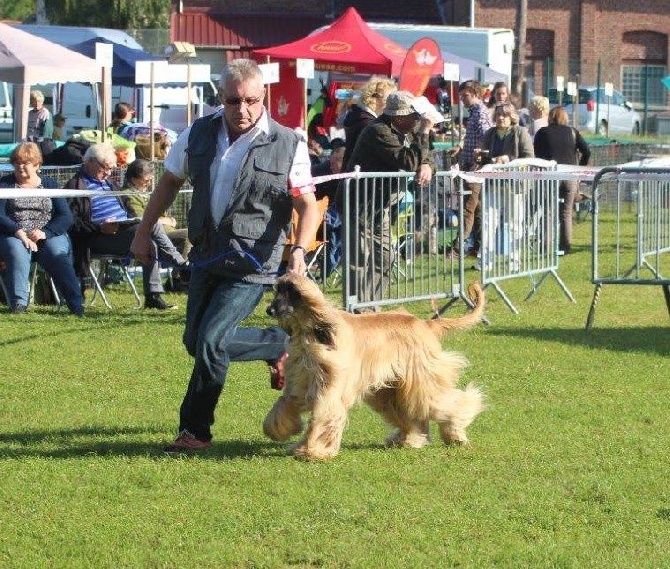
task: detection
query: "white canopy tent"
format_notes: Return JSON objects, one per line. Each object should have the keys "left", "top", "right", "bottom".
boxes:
{"left": 0, "top": 23, "right": 101, "bottom": 140}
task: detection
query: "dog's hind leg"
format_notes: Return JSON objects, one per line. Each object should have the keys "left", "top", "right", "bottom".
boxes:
{"left": 263, "top": 395, "right": 304, "bottom": 442}
{"left": 366, "top": 389, "right": 431, "bottom": 449}
{"left": 431, "top": 384, "right": 485, "bottom": 445}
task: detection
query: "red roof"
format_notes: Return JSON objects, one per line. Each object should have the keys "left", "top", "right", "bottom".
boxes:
{"left": 252, "top": 7, "right": 407, "bottom": 76}
{"left": 170, "top": 11, "right": 326, "bottom": 49}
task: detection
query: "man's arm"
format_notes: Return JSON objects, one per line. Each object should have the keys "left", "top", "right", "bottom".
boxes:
{"left": 286, "top": 191, "right": 320, "bottom": 275}
{"left": 131, "top": 170, "right": 185, "bottom": 264}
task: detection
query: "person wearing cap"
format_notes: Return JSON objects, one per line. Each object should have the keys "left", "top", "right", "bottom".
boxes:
{"left": 340, "top": 90, "right": 435, "bottom": 309}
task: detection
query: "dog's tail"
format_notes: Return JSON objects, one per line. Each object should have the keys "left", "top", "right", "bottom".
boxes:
{"left": 426, "top": 281, "right": 485, "bottom": 339}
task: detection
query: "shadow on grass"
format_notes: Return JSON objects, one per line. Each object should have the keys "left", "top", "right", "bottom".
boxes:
{"left": 0, "top": 311, "right": 184, "bottom": 348}
{"left": 487, "top": 326, "right": 670, "bottom": 356}
{"left": 0, "top": 425, "right": 386, "bottom": 460}
{"left": 0, "top": 424, "right": 291, "bottom": 460}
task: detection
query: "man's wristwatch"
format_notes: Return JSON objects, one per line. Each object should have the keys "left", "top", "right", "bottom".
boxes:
{"left": 290, "top": 245, "right": 306, "bottom": 254}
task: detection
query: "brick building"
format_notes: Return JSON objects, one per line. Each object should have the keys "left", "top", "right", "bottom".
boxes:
{"left": 171, "top": 0, "right": 669, "bottom": 111}
{"left": 472, "top": 0, "right": 670, "bottom": 113}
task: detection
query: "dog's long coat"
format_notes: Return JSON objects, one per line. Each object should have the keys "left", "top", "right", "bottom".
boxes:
{"left": 264, "top": 274, "right": 485, "bottom": 460}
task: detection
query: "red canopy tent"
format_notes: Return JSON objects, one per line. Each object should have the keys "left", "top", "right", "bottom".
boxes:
{"left": 252, "top": 7, "right": 407, "bottom": 129}
{"left": 253, "top": 7, "right": 407, "bottom": 76}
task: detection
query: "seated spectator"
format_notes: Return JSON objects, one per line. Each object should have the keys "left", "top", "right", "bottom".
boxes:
{"left": 0, "top": 142, "right": 83, "bottom": 314}
{"left": 311, "top": 137, "right": 346, "bottom": 275}
{"left": 307, "top": 138, "right": 324, "bottom": 166}
{"left": 65, "top": 143, "right": 188, "bottom": 309}
{"left": 123, "top": 158, "right": 191, "bottom": 290}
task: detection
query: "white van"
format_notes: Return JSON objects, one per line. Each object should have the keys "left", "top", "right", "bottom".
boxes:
{"left": 0, "top": 81, "right": 98, "bottom": 142}
{"left": 0, "top": 80, "right": 215, "bottom": 143}
{"left": 367, "top": 23, "right": 515, "bottom": 83}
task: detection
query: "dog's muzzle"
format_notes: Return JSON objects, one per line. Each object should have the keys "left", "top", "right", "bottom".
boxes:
{"left": 267, "top": 297, "right": 293, "bottom": 319}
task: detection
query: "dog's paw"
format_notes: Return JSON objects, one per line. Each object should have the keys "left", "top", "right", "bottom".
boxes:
{"left": 439, "top": 428, "right": 469, "bottom": 446}
{"left": 385, "top": 430, "right": 430, "bottom": 449}
{"left": 263, "top": 414, "right": 303, "bottom": 441}
{"left": 289, "top": 441, "right": 338, "bottom": 461}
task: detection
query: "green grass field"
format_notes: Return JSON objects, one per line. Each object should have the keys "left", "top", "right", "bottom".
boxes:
{"left": 1, "top": 219, "right": 669, "bottom": 568}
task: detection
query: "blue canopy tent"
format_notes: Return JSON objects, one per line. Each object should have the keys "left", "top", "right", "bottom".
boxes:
{"left": 68, "top": 38, "right": 163, "bottom": 87}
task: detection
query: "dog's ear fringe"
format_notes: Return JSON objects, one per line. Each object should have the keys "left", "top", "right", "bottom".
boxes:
{"left": 313, "top": 320, "right": 336, "bottom": 348}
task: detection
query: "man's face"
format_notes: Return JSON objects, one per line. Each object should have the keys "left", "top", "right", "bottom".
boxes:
{"left": 459, "top": 90, "right": 477, "bottom": 108}
{"left": 84, "top": 157, "right": 115, "bottom": 182}
{"left": 220, "top": 76, "right": 266, "bottom": 136}
{"left": 392, "top": 112, "right": 421, "bottom": 134}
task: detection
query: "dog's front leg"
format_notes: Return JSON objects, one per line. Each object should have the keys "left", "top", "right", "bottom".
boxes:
{"left": 290, "top": 391, "right": 350, "bottom": 461}
{"left": 263, "top": 395, "right": 304, "bottom": 441}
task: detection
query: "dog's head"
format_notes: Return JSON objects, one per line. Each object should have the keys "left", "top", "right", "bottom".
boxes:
{"left": 267, "top": 273, "right": 337, "bottom": 346}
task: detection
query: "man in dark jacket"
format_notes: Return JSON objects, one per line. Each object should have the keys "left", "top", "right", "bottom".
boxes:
{"left": 341, "top": 91, "right": 435, "bottom": 309}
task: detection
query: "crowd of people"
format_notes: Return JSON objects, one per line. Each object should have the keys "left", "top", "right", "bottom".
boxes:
{"left": 446, "top": 79, "right": 591, "bottom": 262}
{"left": 0, "top": 60, "right": 591, "bottom": 453}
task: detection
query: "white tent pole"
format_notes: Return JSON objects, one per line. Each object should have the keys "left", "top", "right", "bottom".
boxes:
{"left": 14, "top": 84, "right": 30, "bottom": 141}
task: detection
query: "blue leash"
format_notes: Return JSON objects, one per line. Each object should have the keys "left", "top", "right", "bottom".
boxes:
{"left": 120, "top": 248, "right": 279, "bottom": 276}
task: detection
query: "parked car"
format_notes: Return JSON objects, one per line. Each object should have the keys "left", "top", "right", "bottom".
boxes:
{"left": 548, "top": 87, "right": 641, "bottom": 136}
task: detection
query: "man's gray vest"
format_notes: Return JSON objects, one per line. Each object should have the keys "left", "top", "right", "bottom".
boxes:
{"left": 186, "top": 112, "right": 300, "bottom": 284}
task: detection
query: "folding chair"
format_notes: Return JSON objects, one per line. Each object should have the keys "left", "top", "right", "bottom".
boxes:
{"left": 282, "top": 197, "right": 330, "bottom": 284}
{"left": 391, "top": 193, "right": 415, "bottom": 281}
{"left": 87, "top": 255, "right": 142, "bottom": 309}
{"left": 0, "top": 261, "right": 60, "bottom": 309}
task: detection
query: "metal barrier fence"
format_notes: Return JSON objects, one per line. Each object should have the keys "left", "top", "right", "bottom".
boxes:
{"left": 1, "top": 161, "right": 194, "bottom": 227}
{"left": 338, "top": 163, "right": 582, "bottom": 316}
{"left": 470, "top": 159, "right": 575, "bottom": 314}
{"left": 585, "top": 167, "right": 670, "bottom": 331}
{"left": 340, "top": 170, "right": 469, "bottom": 314}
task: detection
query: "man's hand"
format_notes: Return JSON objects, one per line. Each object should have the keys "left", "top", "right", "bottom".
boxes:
{"left": 286, "top": 246, "right": 307, "bottom": 275}
{"left": 130, "top": 225, "right": 154, "bottom": 266}
{"left": 416, "top": 163, "right": 433, "bottom": 187}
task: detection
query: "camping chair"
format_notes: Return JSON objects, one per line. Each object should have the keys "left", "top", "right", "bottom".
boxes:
{"left": 282, "top": 197, "right": 330, "bottom": 285}
{"left": 87, "top": 255, "right": 142, "bottom": 309}
{"left": 0, "top": 261, "right": 61, "bottom": 309}
{"left": 391, "top": 191, "right": 415, "bottom": 281}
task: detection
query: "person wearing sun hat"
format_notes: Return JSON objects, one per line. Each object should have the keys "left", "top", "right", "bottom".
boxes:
{"left": 339, "top": 90, "right": 436, "bottom": 309}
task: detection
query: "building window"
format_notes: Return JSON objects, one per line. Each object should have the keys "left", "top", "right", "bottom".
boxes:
{"left": 622, "top": 65, "right": 666, "bottom": 106}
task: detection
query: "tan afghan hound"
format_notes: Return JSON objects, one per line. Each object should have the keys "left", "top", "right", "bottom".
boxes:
{"left": 263, "top": 273, "right": 486, "bottom": 461}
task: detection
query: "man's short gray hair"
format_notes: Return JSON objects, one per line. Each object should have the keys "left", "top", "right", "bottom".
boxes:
{"left": 83, "top": 143, "right": 117, "bottom": 166}
{"left": 219, "top": 59, "right": 263, "bottom": 88}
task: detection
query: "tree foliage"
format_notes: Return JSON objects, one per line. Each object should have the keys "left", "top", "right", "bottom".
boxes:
{"left": 0, "top": 0, "right": 35, "bottom": 21}
{"left": 0, "top": 0, "right": 170, "bottom": 28}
